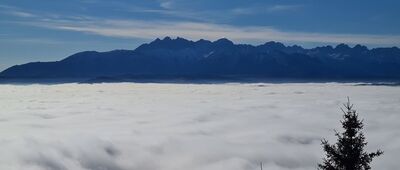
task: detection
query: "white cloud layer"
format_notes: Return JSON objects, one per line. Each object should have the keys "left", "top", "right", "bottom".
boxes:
{"left": 267, "top": 5, "right": 303, "bottom": 12}
{"left": 0, "top": 83, "right": 399, "bottom": 170}
{"left": 0, "top": 5, "right": 36, "bottom": 18}
{"left": 31, "top": 18, "right": 400, "bottom": 46}
{"left": 2, "top": 3, "right": 400, "bottom": 47}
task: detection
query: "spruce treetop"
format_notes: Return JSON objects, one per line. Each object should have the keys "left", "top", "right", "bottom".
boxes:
{"left": 318, "top": 98, "right": 383, "bottom": 170}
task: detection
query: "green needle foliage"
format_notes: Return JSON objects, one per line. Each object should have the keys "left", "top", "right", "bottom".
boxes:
{"left": 318, "top": 98, "right": 383, "bottom": 170}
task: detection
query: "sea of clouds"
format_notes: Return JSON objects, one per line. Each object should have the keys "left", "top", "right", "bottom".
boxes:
{"left": 0, "top": 83, "right": 399, "bottom": 170}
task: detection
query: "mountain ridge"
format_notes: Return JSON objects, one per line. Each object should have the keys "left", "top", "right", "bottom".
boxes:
{"left": 1, "top": 37, "right": 400, "bottom": 81}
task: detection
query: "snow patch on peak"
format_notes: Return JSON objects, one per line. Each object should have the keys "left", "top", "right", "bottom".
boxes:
{"left": 203, "top": 51, "right": 214, "bottom": 58}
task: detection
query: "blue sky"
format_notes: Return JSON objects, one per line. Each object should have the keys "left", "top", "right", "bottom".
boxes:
{"left": 0, "top": 0, "right": 400, "bottom": 71}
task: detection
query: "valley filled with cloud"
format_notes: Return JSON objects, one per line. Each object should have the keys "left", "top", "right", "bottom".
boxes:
{"left": 0, "top": 83, "right": 398, "bottom": 170}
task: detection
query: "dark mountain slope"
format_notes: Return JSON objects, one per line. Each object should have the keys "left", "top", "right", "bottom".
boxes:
{"left": 1, "top": 37, "right": 400, "bottom": 80}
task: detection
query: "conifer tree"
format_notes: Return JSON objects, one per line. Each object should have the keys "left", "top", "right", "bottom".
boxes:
{"left": 318, "top": 98, "right": 383, "bottom": 170}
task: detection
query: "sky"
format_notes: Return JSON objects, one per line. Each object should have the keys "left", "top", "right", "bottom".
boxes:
{"left": 0, "top": 0, "right": 400, "bottom": 71}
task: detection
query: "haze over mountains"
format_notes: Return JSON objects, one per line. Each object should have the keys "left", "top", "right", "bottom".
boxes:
{"left": 1, "top": 37, "right": 400, "bottom": 82}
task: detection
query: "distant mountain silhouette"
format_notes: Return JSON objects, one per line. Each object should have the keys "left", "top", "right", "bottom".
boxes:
{"left": 1, "top": 37, "right": 400, "bottom": 81}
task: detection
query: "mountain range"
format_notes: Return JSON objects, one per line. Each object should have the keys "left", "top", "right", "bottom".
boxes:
{"left": 1, "top": 37, "right": 400, "bottom": 82}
